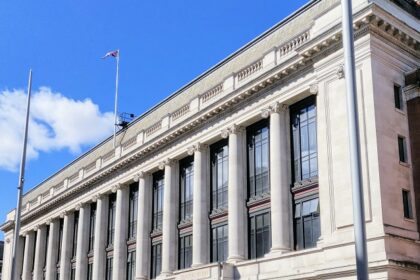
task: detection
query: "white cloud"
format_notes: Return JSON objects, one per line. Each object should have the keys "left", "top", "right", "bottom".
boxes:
{"left": 0, "top": 87, "right": 114, "bottom": 171}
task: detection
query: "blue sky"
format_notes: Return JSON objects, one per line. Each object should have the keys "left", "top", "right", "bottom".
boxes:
{"left": 0, "top": 0, "right": 309, "bottom": 239}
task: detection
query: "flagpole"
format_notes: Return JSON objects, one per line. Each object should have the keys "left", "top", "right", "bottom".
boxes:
{"left": 113, "top": 50, "right": 120, "bottom": 148}
{"left": 341, "top": 0, "right": 369, "bottom": 279}
{"left": 10, "top": 69, "right": 32, "bottom": 280}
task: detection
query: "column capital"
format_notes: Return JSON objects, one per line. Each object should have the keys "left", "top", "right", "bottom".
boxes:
{"left": 111, "top": 183, "right": 122, "bottom": 193}
{"left": 221, "top": 124, "right": 244, "bottom": 138}
{"left": 309, "top": 83, "right": 319, "bottom": 95}
{"left": 59, "top": 210, "right": 69, "bottom": 218}
{"left": 91, "top": 193, "right": 103, "bottom": 202}
{"left": 159, "top": 158, "right": 175, "bottom": 170}
{"left": 187, "top": 143, "right": 208, "bottom": 155}
{"left": 75, "top": 202, "right": 85, "bottom": 211}
{"left": 270, "top": 102, "right": 288, "bottom": 114}
{"left": 46, "top": 218, "right": 52, "bottom": 225}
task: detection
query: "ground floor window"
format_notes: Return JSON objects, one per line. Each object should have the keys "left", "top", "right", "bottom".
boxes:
{"left": 126, "top": 251, "right": 136, "bottom": 280}
{"left": 70, "top": 266, "right": 76, "bottom": 280}
{"left": 151, "top": 243, "right": 162, "bottom": 279}
{"left": 294, "top": 197, "right": 320, "bottom": 250}
{"left": 87, "top": 262, "right": 93, "bottom": 280}
{"left": 106, "top": 257, "right": 113, "bottom": 280}
{"left": 179, "top": 234, "right": 192, "bottom": 269}
{"left": 211, "top": 224, "right": 228, "bottom": 262}
{"left": 249, "top": 211, "right": 271, "bottom": 259}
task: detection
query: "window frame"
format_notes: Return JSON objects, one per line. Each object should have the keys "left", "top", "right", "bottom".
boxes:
{"left": 151, "top": 242, "right": 162, "bottom": 279}
{"left": 88, "top": 203, "right": 97, "bottom": 252}
{"left": 152, "top": 171, "right": 164, "bottom": 231}
{"left": 211, "top": 223, "right": 228, "bottom": 263}
{"left": 398, "top": 135, "right": 408, "bottom": 163}
{"left": 107, "top": 194, "right": 117, "bottom": 247}
{"left": 128, "top": 184, "right": 139, "bottom": 240}
{"left": 210, "top": 140, "right": 229, "bottom": 211}
{"left": 394, "top": 83, "right": 404, "bottom": 110}
{"left": 179, "top": 157, "right": 194, "bottom": 222}
{"left": 126, "top": 250, "right": 136, "bottom": 280}
{"left": 402, "top": 189, "right": 414, "bottom": 219}
{"left": 293, "top": 194, "right": 320, "bottom": 250}
{"left": 248, "top": 210, "right": 271, "bottom": 259}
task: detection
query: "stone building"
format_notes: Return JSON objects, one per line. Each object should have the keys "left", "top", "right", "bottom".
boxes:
{"left": 1, "top": 0, "right": 419, "bottom": 279}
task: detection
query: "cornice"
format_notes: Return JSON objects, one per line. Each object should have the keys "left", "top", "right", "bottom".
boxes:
{"left": 4, "top": 4, "right": 419, "bottom": 234}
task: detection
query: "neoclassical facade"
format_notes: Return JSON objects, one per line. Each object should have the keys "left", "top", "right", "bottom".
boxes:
{"left": 2, "top": 0, "right": 420, "bottom": 279}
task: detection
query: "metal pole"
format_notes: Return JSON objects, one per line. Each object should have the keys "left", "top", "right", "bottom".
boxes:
{"left": 341, "top": 0, "right": 369, "bottom": 279}
{"left": 113, "top": 50, "right": 120, "bottom": 148}
{"left": 10, "top": 69, "right": 33, "bottom": 280}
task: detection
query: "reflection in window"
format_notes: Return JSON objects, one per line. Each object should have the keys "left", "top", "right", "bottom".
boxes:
{"left": 180, "top": 159, "right": 194, "bottom": 221}
{"left": 211, "top": 141, "right": 228, "bottom": 210}
{"left": 211, "top": 224, "right": 228, "bottom": 263}
{"left": 152, "top": 172, "right": 164, "bottom": 230}
{"left": 249, "top": 212, "right": 271, "bottom": 259}
{"left": 294, "top": 197, "right": 320, "bottom": 250}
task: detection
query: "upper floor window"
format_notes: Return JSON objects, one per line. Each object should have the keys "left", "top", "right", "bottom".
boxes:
{"left": 211, "top": 224, "right": 228, "bottom": 263}
{"left": 151, "top": 243, "right": 162, "bottom": 279}
{"left": 107, "top": 194, "right": 116, "bottom": 246}
{"left": 88, "top": 204, "right": 96, "bottom": 252}
{"left": 394, "top": 84, "right": 403, "bottom": 110}
{"left": 179, "top": 234, "right": 192, "bottom": 270}
{"left": 294, "top": 197, "right": 320, "bottom": 250}
{"left": 57, "top": 218, "right": 63, "bottom": 264}
{"left": 291, "top": 97, "right": 318, "bottom": 183}
{"left": 180, "top": 157, "right": 194, "bottom": 221}
{"left": 398, "top": 136, "right": 408, "bottom": 163}
{"left": 247, "top": 120, "right": 269, "bottom": 197}
{"left": 402, "top": 189, "right": 413, "bottom": 219}
{"left": 72, "top": 212, "right": 79, "bottom": 258}
{"left": 211, "top": 140, "right": 228, "bottom": 210}
{"left": 128, "top": 184, "right": 139, "bottom": 240}
{"left": 153, "top": 172, "right": 164, "bottom": 230}
{"left": 249, "top": 212, "right": 271, "bottom": 259}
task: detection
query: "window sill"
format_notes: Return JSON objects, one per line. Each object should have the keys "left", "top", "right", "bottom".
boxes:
{"left": 395, "top": 107, "right": 406, "bottom": 116}
{"left": 150, "top": 229, "right": 162, "bottom": 238}
{"left": 178, "top": 218, "right": 193, "bottom": 229}
{"left": 209, "top": 207, "right": 228, "bottom": 219}
{"left": 399, "top": 161, "right": 410, "bottom": 167}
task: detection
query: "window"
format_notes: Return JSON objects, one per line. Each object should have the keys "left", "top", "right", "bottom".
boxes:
{"left": 57, "top": 219, "right": 63, "bottom": 264}
{"left": 211, "top": 141, "right": 228, "bottom": 210}
{"left": 70, "top": 267, "right": 76, "bottom": 280}
{"left": 105, "top": 257, "right": 113, "bottom": 280}
{"left": 211, "top": 224, "right": 228, "bottom": 263}
{"left": 128, "top": 184, "right": 139, "bottom": 240}
{"left": 294, "top": 197, "right": 320, "bottom": 250}
{"left": 249, "top": 212, "right": 271, "bottom": 259}
{"left": 403, "top": 190, "right": 413, "bottom": 219}
{"left": 32, "top": 231, "right": 37, "bottom": 274}
{"left": 180, "top": 158, "right": 194, "bottom": 221}
{"left": 151, "top": 243, "right": 162, "bottom": 279}
{"left": 179, "top": 235, "right": 192, "bottom": 269}
{"left": 126, "top": 251, "right": 136, "bottom": 280}
{"left": 398, "top": 136, "right": 408, "bottom": 163}
{"left": 72, "top": 212, "right": 79, "bottom": 258}
{"left": 87, "top": 262, "right": 93, "bottom": 280}
{"left": 89, "top": 204, "right": 96, "bottom": 252}
{"left": 44, "top": 225, "right": 50, "bottom": 275}
{"left": 394, "top": 84, "right": 403, "bottom": 110}
{"left": 152, "top": 172, "right": 164, "bottom": 230}
{"left": 247, "top": 120, "right": 269, "bottom": 197}
{"left": 107, "top": 194, "right": 116, "bottom": 246}
{"left": 291, "top": 97, "right": 318, "bottom": 183}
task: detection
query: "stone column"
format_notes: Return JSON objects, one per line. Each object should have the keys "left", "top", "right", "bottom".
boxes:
{"left": 75, "top": 203, "right": 91, "bottom": 280}
{"left": 45, "top": 219, "right": 60, "bottom": 280}
{"left": 160, "top": 159, "right": 179, "bottom": 276}
{"left": 92, "top": 194, "right": 108, "bottom": 280}
{"left": 224, "top": 125, "right": 247, "bottom": 263}
{"left": 269, "top": 103, "right": 292, "bottom": 253}
{"left": 190, "top": 143, "right": 210, "bottom": 266}
{"left": 60, "top": 212, "right": 74, "bottom": 280}
{"left": 22, "top": 231, "right": 36, "bottom": 280}
{"left": 33, "top": 225, "right": 47, "bottom": 280}
{"left": 14, "top": 235, "right": 25, "bottom": 280}
{"left": 112, "top": 184, "right": 129, "bottom": 280}
{"left": 135, "top": 172, "right": 152, "bottom": 280}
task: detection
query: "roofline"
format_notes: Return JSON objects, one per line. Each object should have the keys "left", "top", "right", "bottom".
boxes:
{"left": 23, "top": 0, "right": 318, "bottom": 198}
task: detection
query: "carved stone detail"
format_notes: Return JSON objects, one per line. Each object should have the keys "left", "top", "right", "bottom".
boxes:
{"left": 159, "top": 158, "right": 175, "bottom": 170}
{"left": 337, "top": 64, "right": 345, "bottom": 79}
{"left": 310, "top": 83, "right": 319, "bottom": 95}
{"left": 260, "top": 109, "right": 270, "bottom": 119}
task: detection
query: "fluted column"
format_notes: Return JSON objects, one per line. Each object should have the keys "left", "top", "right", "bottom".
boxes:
{"left": 33, "top": 225, "right": 47, "bottom": 280}
{"left": 45, "top": 219, "right": 60, "bottom": 280}
{"left": 75, "top": 203, "right": 91, "bottom": 280}
{"left": 190, "top": 143, "right": 210, "bottom": 266}
{"left": 112, "top": 184, "right": 129, "bottom": 280}
{"left": 59, "top": 212, "right": 74, "bottom": 280}
{"left": 269, "top": 103, "right": 292, "bottom": 253}
{"left": 92, "top": 194, "right": 108, "bottom": 280}
{"left": 135, "top": 172, "right": 152, "bottom": 280}
{"left": 160, "top": 159, "right": 179, "bottom": 276}
{"left": 224, "top": 125, "right": 247, "bottom": 263}
{"left": 22, "top": 231, "right": 36, "bottom": 280}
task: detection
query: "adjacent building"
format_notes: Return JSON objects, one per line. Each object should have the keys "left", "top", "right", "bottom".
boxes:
{"left": 1, "top": 0, "right": 419, "bottom": 279}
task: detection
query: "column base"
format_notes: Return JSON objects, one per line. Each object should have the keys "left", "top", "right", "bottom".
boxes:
{"left": 226, "top": 255, "right": 246, "bottom": 264}
{"left": 191, "top": 262, "right": 206, "bottom": 268}
{"left": 157, "top": 271, "right": 173, "bottom": 279}
{"left": 267, "top": 247, "right": 291, "bottom": 257}
{"left": 135, "top": 277, "right": 149, "bottom": 280}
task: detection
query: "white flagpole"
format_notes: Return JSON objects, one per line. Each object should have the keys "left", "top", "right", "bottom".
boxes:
{"left": 113, "top": 50, "right": 120, "bottom": 148}
{"left": 11, "top": 69, "right": 32, "bottom": 280}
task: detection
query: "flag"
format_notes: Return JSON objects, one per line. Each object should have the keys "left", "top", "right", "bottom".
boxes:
{"left": 102, "top": 50, "right": 119, "bottom": 59}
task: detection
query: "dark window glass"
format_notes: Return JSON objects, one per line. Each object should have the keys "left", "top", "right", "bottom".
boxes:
{"left": 89, "top": 204, "right": 96, "bottom": 252}
{"left": 211, "top": 224, "right": 228, "bottom": 262}
{"left": 211, "top": 141, "right": 228, "bottom": 210}
{"left": 403, "top": 190, "right": 413, "bottom": 219}
{"left": 291, "top": 97, "right": 317, "bottom": 183}
{"left": 106, "top": 257, "right": 113, "bottom": 280}
{"left": 179, "top": 235, "right": 192, "bottom": 269}
{"left": 32, "top": 231, "right": 37, "bottom": 273}
{"left": 128, "top": 184, "right": 139, "bottom": 240}
{"left": 247, "top": 120, "right": 270, "bottom": 197}
{"left": 153, "top": 172, "right": 164, "bottom": 230}
{"left": 57, "top": 218, "right": 64, "bottom": 264}
{"left": 398, "top": 136, "right": 407, "bottom": 163}
{"left": 87, "top": 263, "right": 93, "bottom": 280}
{"left": 107, "top": 194, "right": 116, "bottom": 246}
{"left": 394, "top": 84, "right": 403, "bottom": 110}
{"left": 56, "top": 271, "right": 60, "bottom": 280}
{"left": 126, "top": 251, "right": 136, "bottom": 280}
{"left": 72, "top": 212, "right": 79, "bottom": 258}
{"left": 70, "top": 267, "right": 76, "bottom": 280}
{"left": 180, "top": 158, "right": 194, "bottom": 221}
{"left": 44, "top": 225, "right": 50, "bottom": 272}
{"left": 249, "top": 212, "right": 271, "bottom": 259}
{"left": 151, "top": 243, "right": 162, "bottom": 279}
{"left": 294, "top": 197, "right": 320, "bottom": 250}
